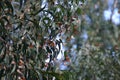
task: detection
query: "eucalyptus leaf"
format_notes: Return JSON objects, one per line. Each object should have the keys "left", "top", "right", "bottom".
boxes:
{"left": 32, "top": 5, "right": 46, "bottom": 16}
{"left": 76, "top": 7, "right": 81, "bottom": 15}
{"left": 19, "top": 0, "right": 23, "bottom": 9}
{"left": 10, "top": 65, "right": 16, "bottom": 74}
{"left": 5, "top": 0, "right": 14, "bottom": 14}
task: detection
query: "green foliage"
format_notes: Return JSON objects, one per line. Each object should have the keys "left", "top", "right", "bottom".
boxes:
{"left": 0, "top": 0, "right": 85, "bottom": 80}
{"left": 67, "top": 0, "right": 120, "bottom": 79}
{"left": 0, "top": 0, "right": 120, "bottom": 80}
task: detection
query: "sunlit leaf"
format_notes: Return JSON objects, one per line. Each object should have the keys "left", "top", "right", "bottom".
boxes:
{"left": 10, "top": 64, "right": 16, "bottom": 74}
{"left": 76, "top": 7, "right": 81, "bottom": 15}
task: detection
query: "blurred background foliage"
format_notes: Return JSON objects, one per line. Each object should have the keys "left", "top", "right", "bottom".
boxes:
{"left": 0, "top": 0, "right": 120, "bottom": 80}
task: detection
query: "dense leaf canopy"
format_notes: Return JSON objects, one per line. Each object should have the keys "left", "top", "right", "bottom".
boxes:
{"left": 0, "top": 0, "right": 120, "bottom": 80}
